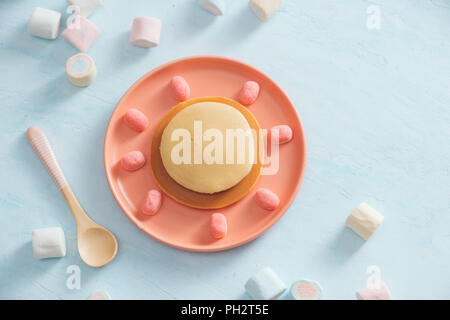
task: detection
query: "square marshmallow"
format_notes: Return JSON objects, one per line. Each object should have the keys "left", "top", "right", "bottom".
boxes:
{"left": 61, "top": 15, "right": 100, "bottom": 52}
{"left": 32, "top": 227, "right": 66, "bottom": 259}
{"left": 28, "top": 7, "right": 62, "bottom": 40}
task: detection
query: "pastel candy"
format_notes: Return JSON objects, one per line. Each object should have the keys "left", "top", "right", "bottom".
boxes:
{"left": 270, "top": 125, "right": 293, "bottom": 144}
{"left": 141, "top": 190, "right": 162, "bottom": 216}
{"left": 88, "top": 290, "right": 111, "bottom": 300}
{"left": 290, "top": 280, "right": 322, "bottom": 300}
{"left": 124, "top": 109, "right": 149, "bottom": 132}
{"left": 61, "top": 15, "right": 100, "bottom": 52}
{"left": 120, "top": 151, "right": 146, "bottom": 171}
{"left": 249, "top": 0, "right": 283, "bottom": 21}
{"left": 170, "top": 76, "right": 191, "bottom": 101}
{"left": 210, "top": 213, "right": 227, "bottom": 239}
{"left": 255, "top": 188, "right": 280, "bottom": 211}
{"left": 199, "top": 0, "right": 227, "bottom": 15}
{"left": 28, "top": 7, "right": 61, "bottom": 40}
{"left": 238, "top": 81, "right": 260, "bottom": 106}
{"left": 32, "top": 227, "right": 66, "bottom": 259}
{"left": 67, "top": 0, "right": 102, "bottom": 17}
{"left": 356, "top": 281, "right": 391, "bottom": 300}
{"left": 245, "top": 267, "right": 286, "bottom": 300}
{"left": 130, "top": 17, "right": 162, "bottom": 48}
{"left": 65, "top": 53, "right": 96, "bottom": 87}
{"left": 346, "top": 203, "right": 384, "bottom": 240}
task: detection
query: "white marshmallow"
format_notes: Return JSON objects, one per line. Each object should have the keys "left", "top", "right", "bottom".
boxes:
{"left": 67, "top": 0, "right": 102, "bottom": 17}
{"left": 28, "top": 7, "right": 61, "bottom": 40}
{"left": 346, "top": 203, "right": 384, "bottom": 240}
{"left": 199, "top": 0, "right": 227, "bottom": 15}
{"left": 249, "top": 0, "right": 283, "bottom": 21}
{"left": 245, "top": 267, "right": 286, "bottom": 300}
{"left": 32, "top": 227, "right": 66, "bottom": 259}
{"left": 66, "top": 53, "right": 97, "bottom": 87}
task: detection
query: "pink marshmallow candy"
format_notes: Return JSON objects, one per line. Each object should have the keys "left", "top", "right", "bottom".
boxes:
{"left": 123, "top": 108, "right": 149, "bottom": 133}
{"left": 141, "top": 190, "right": 162, "bottom": 216}
{"left": 130, "top": 17, "right": 162, "bottom": 48}
{"left": 170, "top": 76, "right": 190, "bottom": 102}
{"left": 210, "top": 213, "right": 227, "bottom": 239}
{"left": 270, "top": 125, "right": 293, "bottom": 144}
{"left": 255, "top": 188, "right": 280, "bottom": 211}
{"left": 61, "top": 15, "right": 100, "bottom": 52}
{"left": 120, "top": 151, "right": 146, "bottom": 171}
{"left": 356, "top": 281, "right": 392, "bottom": 300}
{"left": 238, "top": 81, "right": 260, "bottom": 106}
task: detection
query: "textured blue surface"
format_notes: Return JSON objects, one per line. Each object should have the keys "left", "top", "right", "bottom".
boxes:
{"left": 0, "top": 0, "right": 449, "bottom": 300}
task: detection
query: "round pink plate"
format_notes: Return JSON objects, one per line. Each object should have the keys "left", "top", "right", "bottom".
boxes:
{"left": 104, "top": 56, "right": 306, "bottom": 252}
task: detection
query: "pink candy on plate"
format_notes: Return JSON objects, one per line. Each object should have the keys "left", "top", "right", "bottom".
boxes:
{"left": 123, "top": 108, "right": 149, "bottom": 133}
{"left": 269, "top": 125, "right": 293, "bottom": 144}
{"left": 210, "top": 213, "right": 227, "bottom": 239}
{"left": 141, "top": 190, "right": 162, "bottom": 216}
{"left": 238, "top": 81, "right": 260, "bottom": 106}
{"left": 61, "top": 15, "right": 100, "bottom": 52}
{"left": 170, "top": 76, "right": 190, "bottom": 101}
{"left": 120, "top": 150, "right": 146, "bottom": 171}
{"left": 130, "top": 17, "right": 162, "bottom": 48}
{"left": 255, "top": 188, "right": 280, "bottom": 211}
{"left": 356, "top": 281, "right": 392, "bottom": 300}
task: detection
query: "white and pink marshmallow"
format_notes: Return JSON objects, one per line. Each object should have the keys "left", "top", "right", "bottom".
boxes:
{"left": 130, "top": 17, "right": 162, "bottom": 48}
{"left": 61, "top": 15, "right": 100, "bottom": 52}
{"left": 199, "top": 0, "right": 228, "bottom": 16}
{"left": 249, "top": 0, "right": 283, "bottom": 21}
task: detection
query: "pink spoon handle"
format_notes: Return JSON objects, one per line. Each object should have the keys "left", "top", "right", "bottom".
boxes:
{"left": 27, "top": 127, "right": 68, "bottom": 190}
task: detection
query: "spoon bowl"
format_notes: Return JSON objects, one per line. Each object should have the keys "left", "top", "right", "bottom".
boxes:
{"left": 78, "top": 227, "right": 118, "bottom": 268}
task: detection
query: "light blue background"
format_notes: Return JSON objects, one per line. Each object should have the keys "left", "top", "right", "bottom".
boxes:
{"left": 1, "top": 0, "right": 449, "bottom": 300}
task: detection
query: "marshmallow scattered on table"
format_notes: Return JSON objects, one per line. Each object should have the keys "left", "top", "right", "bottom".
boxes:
{"left": 290, "top": 280, "right": 322, "bottom": 300}
{"left": 123, "top": 109, "right": 149, "bottom": 133}
{"left": 238, "top": 81, "right": 260, "bottom": 106}
{"left": 249, "top": 0, "right": 283, "bottom": 21}
{"left": 120, "top": 151, "right": 146, "bottom": 171}
{"left": 32, "top": 227, "right": 66, "bottom": 260}
{"left": 65, "top": 53, "right": 96, "bottom": 87}
{"left": 28, "top": 7, "right": 61, "bottom": 40}
{"left": 61, "top": 15, "right": 100, "bottom": 52}
{"left": 255, "top": 188, "right": 280, "bottom": 211}
{"left": 356, "top": 280, "right": 391, "bottom": 300}
{"left": 170, "top": 76, "right": 191, "bottom": 102}
{"left": 88, "top": 290, "right": 111, "bottom": 300}
{"left": 130, "top": 17, "right": 162, "bottom": 48}
{"left": 346, "top": 203, "right": 384, "bottom": 240}
{"left": 199, "top": 0, "right": 227, "bottom": 16}
{"left": 67, "top": 0, "right": 102, "bottom": 17}
{"left": 270, "top": 125, "right": 293, "bottom": 144}
{"left": 210, "top": 213, "right": 227, "bottom": 239}
{"left": 141, "top": 190, "right": 162, "bottom": 216}
{"left": 245, "top": 267, "right": 286, "bottom": 300}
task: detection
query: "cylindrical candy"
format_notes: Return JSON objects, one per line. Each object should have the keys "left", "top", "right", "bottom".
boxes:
{"left": 28, "top": 7, "right": 61, "bottom": 40}
{"left": 346, "top": 203, "right": 384, "bottom": 240}
{"left": 249, "top": 0, "right": 283, "bottom": 21}
{"left": 245, "top": 267, "right": 286, "bottom": 300}
{"left": 238, "top": 81, "right": 260, "bottom": 106}
{"left": 269, "top": 125, "right": 293, "bottom": 144}
{"left": 199, "top": 0, "right": 227, "bottom": 16}
{"left": 170, "top": 76, "right": 190, "bottom": 101}
{"left": 65, "top": 53, "right": 96, "bottom": 87}
{"left": 210, "top": 213, "right": 227, "bottom": 239}
{"left": 123, "top": 109, "right": 149, "bottom": 132}
{"left": 290, "top": 280, "right": 322, "bottom": 300}
{"left": 141, "top": 190, "right": 162, "bottom": 216}
{"left": 130, "top": 17, "right": 162, "bottom": 48}
{"left": 88, "top": 290, "right": 110, "bottom": 300}
{"left": 255, "top": 188, "right": 280, "bottom": 211}
{"left": 120, "top": 151, "right": 146, "bottom": 171}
